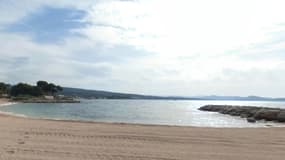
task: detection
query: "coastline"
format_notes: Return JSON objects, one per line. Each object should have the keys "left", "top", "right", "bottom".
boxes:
{"left": 0, "top": 98, "right": 17, "bottom": 106}
{"left": 0, "top": 98, "right": 11, "bottom": 105}
{"left": 1, "top": 100, "right": 285, "bottom": 159}
{"left": 1, "top": 113, "right": 285, "bottom": 160}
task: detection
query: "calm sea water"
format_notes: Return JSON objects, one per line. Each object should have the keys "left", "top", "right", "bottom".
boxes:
{"left": 1, "top": 99, "right": 285, "bottom": 127}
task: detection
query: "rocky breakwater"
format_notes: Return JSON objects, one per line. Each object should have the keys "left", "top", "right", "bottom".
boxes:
{"left": 199, "top": 105, "right": 285, "bottom": 123}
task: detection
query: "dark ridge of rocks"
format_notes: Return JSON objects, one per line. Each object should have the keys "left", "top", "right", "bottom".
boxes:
{"left": 247, "top": 117, "right": 256, "bottom": 123}
{"left": 199, "top": 105, "right": 285, "bottom": 123}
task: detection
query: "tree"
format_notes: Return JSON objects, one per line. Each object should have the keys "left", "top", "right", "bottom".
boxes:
{"left": 56, "top": 85, "right": 63, "bottom": 92}
{"left": 0, "top": 82, "right": 10, "bottom": 94}
{"left": 37, "top": 81, "right": 49, "bottom": 92}
{"left": 47, "top": 83, "right": 57, "bottom": 95}
{"left": 37, "top": 81, "right": 63, "bottom": 95}
{"left": 7, "top": 81, "right": 63, "bottom": 97}
{"left": 10, "top": 83, "right": 43, "bottom": 97}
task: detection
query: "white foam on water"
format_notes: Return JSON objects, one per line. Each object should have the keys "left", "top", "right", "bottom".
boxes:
{"left": 0, "top": 110, "right": 28, "bottom": 118}
{"left": 0, "top": 102, "right": 28, "bottom": 118}
{"left": 0, "top": 102, "right": 17, "bottom": 107}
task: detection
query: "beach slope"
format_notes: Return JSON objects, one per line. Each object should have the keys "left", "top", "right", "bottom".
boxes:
{"left": 0, "top": 114, "right": 285, "bottom": 160}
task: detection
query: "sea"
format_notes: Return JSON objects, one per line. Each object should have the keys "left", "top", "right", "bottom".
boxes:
{"left": 1, "top": 99, "right": 285, "bottom": 128}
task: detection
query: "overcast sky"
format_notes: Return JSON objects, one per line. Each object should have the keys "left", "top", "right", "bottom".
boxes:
{"left": 0, "top": 0, "right": 285, "bottom": 97}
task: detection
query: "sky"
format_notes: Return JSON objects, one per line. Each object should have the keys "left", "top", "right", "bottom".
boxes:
{"left": 0, "top": 0, "right": 285, "bottom": 97}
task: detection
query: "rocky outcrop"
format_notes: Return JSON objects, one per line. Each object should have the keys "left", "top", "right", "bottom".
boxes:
{"left": 199, "top": 105, "right": 285, "bottom": 123}
{"left": 247, "top": 117, "right": 256, "bottom": 123}
{"left": 277, "top": 111, "right": 285, "bottom": 122}
{"left": 253, "top": 109, "right": 280, "bottom": 121}
{"left": 21, "top": 99, "right": 80, "bottom": 103}
{"left": 11, "top": 96, "right": 80, "bottom": 103}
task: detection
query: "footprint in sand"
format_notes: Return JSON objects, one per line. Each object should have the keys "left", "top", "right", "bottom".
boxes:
{"left": 6, "top": 150, "right": 15, "bottom": 154}
{"left": 17, "top": 139, "right": 25, "bottom": 145}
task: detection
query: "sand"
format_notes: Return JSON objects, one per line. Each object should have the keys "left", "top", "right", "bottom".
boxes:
{"left": 1, "top": 100, "right": 285, "bottom": 160}
{"left": 0, "top": 98, "right": 9, "bottom": 104}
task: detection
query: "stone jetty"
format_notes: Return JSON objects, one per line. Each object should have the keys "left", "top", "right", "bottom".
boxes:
{"left": 199, "top": 105, "right": 285, "bottom": 123}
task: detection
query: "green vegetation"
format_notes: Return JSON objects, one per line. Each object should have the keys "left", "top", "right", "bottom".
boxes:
{"left": 0, "top": 82, "right": 10, "bottom": 95}
{"left": 10, "top": 83, "right": 43, "bottom": 97}
{"left": 36, "top": 81, "right": 63, "bottom": 95}
{"left": 0, "top": 81, "right": 63, "bottom": 97}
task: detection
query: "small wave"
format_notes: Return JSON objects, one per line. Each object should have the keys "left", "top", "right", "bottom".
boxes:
{"left": 0, "top": 102, "right": 18, "bottom": 107}
{"left": 0, "top": 110, "right": 28, "bottom": 118}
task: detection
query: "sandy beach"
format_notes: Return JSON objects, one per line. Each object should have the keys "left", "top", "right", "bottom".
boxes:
{"left": 0, "top": 98, "right": 9, "bottom": 104}
{"left": 0, "top": 105, "right": 285, "bottom": 160}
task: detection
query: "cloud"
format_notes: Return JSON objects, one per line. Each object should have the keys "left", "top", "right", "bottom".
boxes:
{"left": 0, "top": 0, "right": 285, "bottom": 97}
{"left": 78, "top": 0, "right": 285, "bottom": 56}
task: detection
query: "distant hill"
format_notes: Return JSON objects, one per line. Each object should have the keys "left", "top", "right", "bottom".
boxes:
{"left": 60, "top": 87, "right": 285, "bottom": 101}
{"left": 191, "top": 95, "right": 285, "bottom": 101}
{"left": 60, "top": 87, "right": 168, "bottom": 99}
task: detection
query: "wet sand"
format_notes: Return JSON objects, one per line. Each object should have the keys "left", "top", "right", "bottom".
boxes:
{"left": 0, "top": 110, "right": 285, "bottom": 160}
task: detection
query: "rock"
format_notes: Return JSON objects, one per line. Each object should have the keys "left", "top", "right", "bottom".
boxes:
{"left": 246, "top": 108, "right": 260, "bottom": 117}
{"left": 240, "top": 114, "right": 249, "bottom": 118}
{"left": 247, "top": 117, "right": 256, "bottom": 123}
{"left": 277, "top": 111, "right": 285, "bottom": 122}
{"left": 199, "top": 105, "right": 222, "bottom": 112}
{"left": 199, "top": 105, "right": 285, "bottom": 123}
{"left": 253, "top": 109, "right": 280, "bottom": 121}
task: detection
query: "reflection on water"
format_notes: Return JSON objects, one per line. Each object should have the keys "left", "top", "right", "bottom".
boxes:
{"left": 1, "top": 99, "right": 285, "bottom": 128}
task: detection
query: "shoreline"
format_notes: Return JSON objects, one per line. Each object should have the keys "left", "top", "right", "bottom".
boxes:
{"left": 0, "top": 98, "right": 11, "bottom": 105}
{"left": 3, "top": 111, "right": 285, "bottom": 129}
{"left": 1, "top": 99, "right": 285, "bottom": 159}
